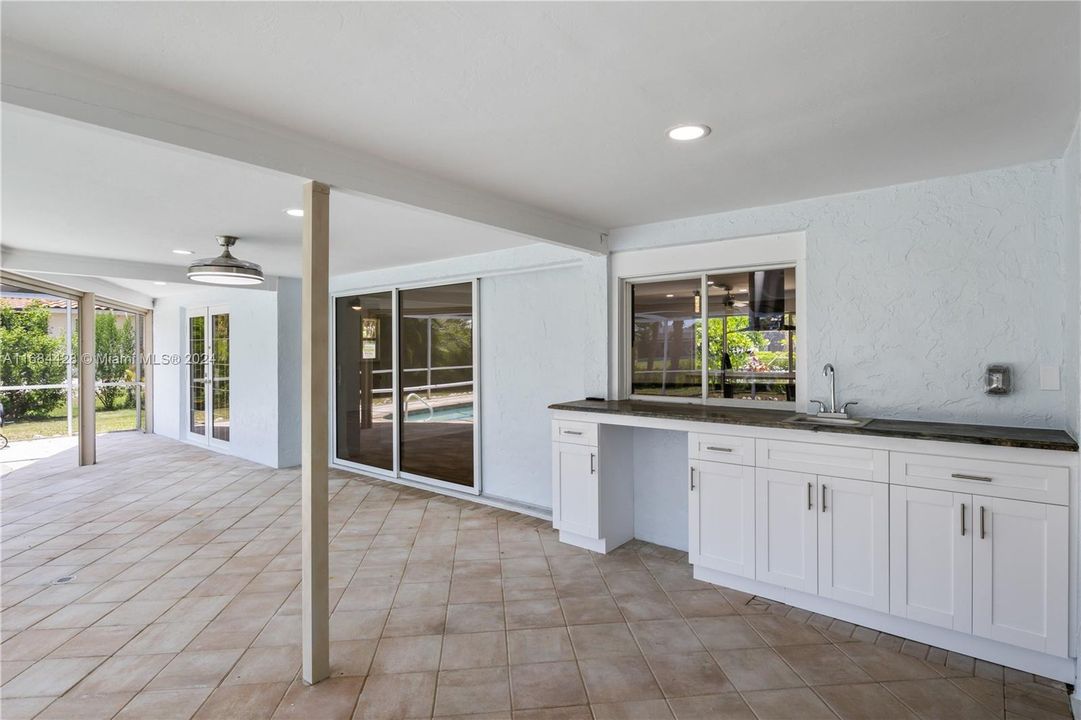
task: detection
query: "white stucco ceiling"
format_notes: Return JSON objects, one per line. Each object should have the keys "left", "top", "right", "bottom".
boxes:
{"left": 2, "top": 1, "right": 1078, "bottom": 230}
{"left": 1, "top": 107, "right": 533, "bottom": 282}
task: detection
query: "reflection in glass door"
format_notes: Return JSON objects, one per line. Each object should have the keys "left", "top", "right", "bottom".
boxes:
{"left": 334, "top": 292, "right": 394, "bottom": 471}
{"left": 187, "top": 306, "right": 229, "bottom": 446}
{"left": 334, "top": 282, "right": 477, "bottom": 492}
{"left": 399, "top": 282, "right": 475, "bottom": 488}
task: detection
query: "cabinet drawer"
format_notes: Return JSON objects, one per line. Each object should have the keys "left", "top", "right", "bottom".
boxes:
{"left": 689, "top": 432, "right": 756, "bottom": 465}
{"left": 756, "top": 439, "right": 887, "bottom": 482}
{"left": 551, "top": 420, "right": 598, "bottom": 446}
{"left": 890, "top": 452, "right": 1068, "bottom": 505}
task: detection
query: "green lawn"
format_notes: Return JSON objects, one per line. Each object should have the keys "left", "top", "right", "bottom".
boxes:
{"left": 2, "top": 407, "right": 140, "bottom": 441}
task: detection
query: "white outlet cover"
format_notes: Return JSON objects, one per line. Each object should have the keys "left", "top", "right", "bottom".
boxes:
{"left": 1039, "top": 365, "right": 1061, "bottom": 391}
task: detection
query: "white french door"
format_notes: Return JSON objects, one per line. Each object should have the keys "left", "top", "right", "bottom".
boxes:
{"left": 185, "top": 305, "right": 230, "bottom": 448}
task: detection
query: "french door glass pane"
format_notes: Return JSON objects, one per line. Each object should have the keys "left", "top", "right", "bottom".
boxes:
{"left": 631, "top": 278, "right": 703, "bottom": 397}
{"left": 189, "top": 315, "right": 206, "bottom": 436}
{"left": 399, "top": 283, "right": 474, "bottom": 487}
{"left": 335, "top": 292, "right": 394, "bottom": 470}
{"left": 211, "top": 313, "right": 230, "bottom": 441}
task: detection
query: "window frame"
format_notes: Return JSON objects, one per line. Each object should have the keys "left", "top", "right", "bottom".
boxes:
{"left": 614, "top": 232, "right": 808, "bottom": 411}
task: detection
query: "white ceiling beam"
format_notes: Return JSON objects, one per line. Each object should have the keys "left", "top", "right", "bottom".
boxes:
{"left": 1, "top": 247, "right": 280, "bottom": 292}
{"left": 2, "top": 42, "right": 608, "bottom": 255}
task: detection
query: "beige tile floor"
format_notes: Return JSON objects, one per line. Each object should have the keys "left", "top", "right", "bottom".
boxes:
{"left": 0, "top": 433, "right": 1073, "bottom": 720}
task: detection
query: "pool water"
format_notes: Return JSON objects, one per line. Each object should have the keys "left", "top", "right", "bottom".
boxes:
{"left": 405, "top": 404, "right": 474, "bottom": 422}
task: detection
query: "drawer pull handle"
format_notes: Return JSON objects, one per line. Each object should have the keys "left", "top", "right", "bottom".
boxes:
{"left": 980, "top": 505, "right": 986, "bottom": 539}
{"left": 590, "top": 453, "right": 596, "bottom": 475}
{"left": 705, "top": 446, "right": 733, "bottom": 452}
{"left": 563, "top": 430, "right": 583, "bottom": 436}
{"left": 951, "top": 473, "right": 992, "bottom": 482}
{"left": 821, "top": 484, "right": 827, "bottom": 513}
{"left": 960, "top": 503, "right": 966, "bottom": 536}
{"left": 807, "top": 482, "right": 813, "bottom": 510}
{"left": 690, "top": 466, "right": 695, "bottom": 491}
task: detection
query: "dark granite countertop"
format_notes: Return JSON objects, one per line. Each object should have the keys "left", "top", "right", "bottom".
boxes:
{"left": 548, "top": 399, "right": 1079, "bottom": 452}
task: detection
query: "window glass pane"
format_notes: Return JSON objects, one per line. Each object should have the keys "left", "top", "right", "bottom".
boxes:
{"left": 399, "top": 282, "right": 474, "bottom": 487}
{"left": 631, "top": 278, "right": 703, "bottom": 397}
{"left": 189, "top": 315, "right": 206, "bottom": 435}
{"left": 335, "top": 292, "right": 394, "bottom": 470}
{"left": 705, "top": 267, "right": 796, "bottom": 402}
{"left": 211, "top": 313, "right": 229, "bottom": 442}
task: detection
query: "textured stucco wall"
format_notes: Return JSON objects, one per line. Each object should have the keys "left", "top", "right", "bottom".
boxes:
{"left": 275, "top": 278, "right": 302, "bottom": 468}
{"left": 152, "top": 287, "right": 283, "bottom": 467}
{"left": 1063, "top": 120, "right": 1080, "bottom": 440}
{"left": 609, "top": 161, "right": 1071, "bottom": 428}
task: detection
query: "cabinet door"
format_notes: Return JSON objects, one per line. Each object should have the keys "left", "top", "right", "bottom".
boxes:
{"left": 818, "top": 476, "right": 889, "bottom": 612}
{"left": 972, "top": 496, "right": 1068, "bottom": 656}
{"left": 755, "top": 468, "right": 817, "bottom": 592}
{"left": 552, "top": 442, "right": 598, "bottom": 538}
{"left": 889, "top": 486, "right": 972, "bottom": 632}
{"left": 690, "top": 460, "right": 755, "bottom": 578}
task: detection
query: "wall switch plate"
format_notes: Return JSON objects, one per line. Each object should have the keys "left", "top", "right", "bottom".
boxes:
{"left": 1039, "top": 365, "right": 1061, "bottom": 391}
{"left": 984, "top": 365, "right": 1011, "bottom": 395}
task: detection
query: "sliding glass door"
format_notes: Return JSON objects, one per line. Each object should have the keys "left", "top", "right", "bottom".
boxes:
{"left": 334, "top": 281, "right": 478, "bottom": 492}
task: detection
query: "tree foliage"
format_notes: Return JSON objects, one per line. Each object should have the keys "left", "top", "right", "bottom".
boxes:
{"left": 95, "top": 313, "right": 136, "bottom": 411}
{"left": 0, "top": 300, "right": 67, "bottom": 419}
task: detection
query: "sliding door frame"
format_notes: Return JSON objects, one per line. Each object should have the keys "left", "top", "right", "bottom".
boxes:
{"left": 330, "top": 279, "right": 481, "bottom": 496}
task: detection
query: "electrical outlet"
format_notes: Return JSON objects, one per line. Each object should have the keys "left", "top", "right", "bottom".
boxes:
{"left": 1039, "top": 365, "right": 1061, "bottom": 391}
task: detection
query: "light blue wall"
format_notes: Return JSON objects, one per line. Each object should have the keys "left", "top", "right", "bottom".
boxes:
{"left": 609, "top": 161, "right": 1073, "bottom": 429}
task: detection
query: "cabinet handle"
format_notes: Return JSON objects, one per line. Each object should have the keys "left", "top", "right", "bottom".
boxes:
{"left": 705, "top": 446, "right": 733, "bottom": 452}
{"left": 690, "top": 466, "right": 696, "bottom": 491}
{"left": 807, "top": 482, "right": 813, "bottom": 510}
{"left": 980, "top": 505, "right": 986, "bottom": 539}
{"left": 563, "top": 430, "right": 583, "bottom": 436}
{"left": 960, "top": 503, "right": 966, "bottom": 536}
{"left": 821, "top": 484, "right": 827, "bottom": 512}
{"left": 590, "top": 453, "right": 596, "bottom": 475}
{"left": 951, "top": 473, "right": 992, "bottom": 482}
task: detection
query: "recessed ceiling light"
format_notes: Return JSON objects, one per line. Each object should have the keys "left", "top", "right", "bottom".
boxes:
{"left": 153, "top": 281, "right": 167, "bottom": 286}
{"left": 284, "top": 208, "right": 304, "bottom": 217}
{"left": 665, "top": 294, "right": 675, "bottom": 298}
{"left": 666, "top": 124, "right": 711, "bottom": 141}
{"left": 172, "top": 249, "right": 194, "bottom": 255}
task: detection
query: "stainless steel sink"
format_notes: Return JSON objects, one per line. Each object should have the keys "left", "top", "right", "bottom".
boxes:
{"left": 784, "top": 414, "right": 872, "bottom": 428}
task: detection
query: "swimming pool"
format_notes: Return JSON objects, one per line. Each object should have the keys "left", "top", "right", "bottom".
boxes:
{"left": 404, "top": 403, "right": 474, "bottom": 422}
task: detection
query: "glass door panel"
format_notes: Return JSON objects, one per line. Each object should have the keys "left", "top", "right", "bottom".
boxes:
{"left": 210, "top": 312, "right": 230, "bottom": 441}
{"left": 398, "top": 282, "right": 474, "bottom": 488}
{"left": 188, "top": 314, "right": 206, "bottom": 436}
{"left": 335, "top": 292, "right": 394, "bottom": 470}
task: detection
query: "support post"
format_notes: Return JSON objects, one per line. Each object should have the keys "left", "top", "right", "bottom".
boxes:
{"left": 78, "top": 292, "right": 96, "bottom": 466}
{"left": 301, "top": 181, "right": 330, "bottom": 684}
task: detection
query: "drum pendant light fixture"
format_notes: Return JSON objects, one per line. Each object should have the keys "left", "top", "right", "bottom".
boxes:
{"left": 187, "top": 235, "right": 264, "bottom": 285}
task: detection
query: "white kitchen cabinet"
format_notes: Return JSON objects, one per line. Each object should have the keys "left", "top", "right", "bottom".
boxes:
{"left": 890, "top": 485, "right": 972, "bottom": 633}
{"left": 552, "top": 441, "right": 598, "bottom": 538}
{"left": 689, "top": 459, "right": 755, "bottom": 578}
{"left": 755, "top": 468, "right": 817, "bottom": 593}
{"left": 818, "top": 475, "right": 890, "bottom": 612}
{"left": 972, "top": 496, "right": 1068, "bottom": 655}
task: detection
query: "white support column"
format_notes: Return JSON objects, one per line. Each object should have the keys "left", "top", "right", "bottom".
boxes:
{"left": 78, "top": 292, "right": 96, "bottom": 466}
{"left": 301, "top": 180, "right": 330, "bottom": 685}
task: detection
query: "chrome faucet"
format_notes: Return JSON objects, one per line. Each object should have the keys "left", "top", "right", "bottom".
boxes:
{"left": 811, "top": 364, "right": 858, "bottom": 418}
